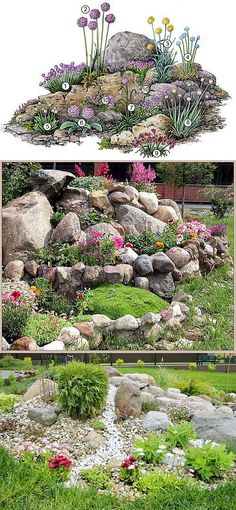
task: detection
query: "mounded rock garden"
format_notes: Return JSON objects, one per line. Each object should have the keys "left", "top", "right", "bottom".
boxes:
{"left": 0, "top": 360, "right": 236, "bottom": 502}
{"left": 6, "top": 6, "right": 229, "bottom": 156}
{"left": 2, "top": 167, "right": 233, "bottom": 351}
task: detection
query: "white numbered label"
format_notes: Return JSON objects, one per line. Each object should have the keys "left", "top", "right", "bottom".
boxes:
{"left": 164, "top": 39, "right": 171, "bottom": 48}
{"left": 153, "top": 149, "right": 161, "bottom": 157}
{"left": 102, "top": 96, "right": 109, "bottom": 105}
{"left": 184, "top": 119, "right": 192, "bottom": 127}
{"left": 184, "top": 53, "right": 192, "bottom": 62}
{"left": 62, "top": 82, "right": 70, "bottom": 91}
{"left": 128, "top": 103, "right": 135, "bottom": 112}
{"left": 44, "top": 123, "right": 51, "bottom": 131}
{"left": 81, "top": 5, "right": 90, "bottom": 14}
{"left": 142, "top": 85, "right": 150, "bottom": 94}
{"left": 78, "top": 119, "right": 86, "bottom": 127}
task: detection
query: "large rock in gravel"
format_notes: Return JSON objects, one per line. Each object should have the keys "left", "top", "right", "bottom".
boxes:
{"left": 191, "top": 408, "right": 236, "bottom": 444}
{"left": 104, "top": 31, "right": 154, "bottom": 66}
{"left": 148, "top": 273, "right": 175, "bottom": 298}
{"left": 113, "top": 315, "right": 139, "bottom": 331}
{"left": 28, "top": 406, "right": 58, "bottom": 426}
{"left": 86, "top": 430, "right": 105, "bottom": 449}
{"left": 23, "top": 379, "right": 58, "bottom": 401}
{"left": 52, "top": 212, "right": 81, "bottom": 243}
{"left": 151, "top": 253, "right": 175, "bottom": 273}
{"left": 4, "top": 260, "right": 24, "bottom": 279}
{"left": 2, "top": 191, "right": 53, "bottom": 265}
{"left": 165, "top": 247, "right": 190, "bottom": 268}
{"left": 134, "top": 255, "right": 153, "bottom": 276}
{"left": 141, "top": 411, "right": 171, "bottom": 431}
{"left": 28, "top": 169, "right": 75, "bottom": 199}
{"left": 125, "top": 373, "right": 156, "bottom": 386}
{"left": 115, "top": 205, "right": 166, "bottom": 235}
{"left": 115, "top": 379, "right": 142, "bottom": 418}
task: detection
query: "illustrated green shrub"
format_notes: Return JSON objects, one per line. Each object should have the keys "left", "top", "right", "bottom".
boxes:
{"left": 165, "top": 422, "right": 197, "bottom": 449}
{"left": 0, "top": 394, "right": 19, "bottom": 413}
{"left": 137, "top": 471, "right": 196, "bottom": 494}
{"left": 80, "top": 467, "right": 112, "bottom": 490}
{"left": 3, "top": 301, "right": 31, "bottom": 342}
{"left": 57, "top": 362, "right": 108, "bottom": 419}
{"left": 134, "top": 435, "right": 167, "bottom": 465}
{"left": 85, "top": 284, "right": 167, "bottom": 319}
{"left": 2, "top": 162, "right": 42, "bottom": 205}
{"left": 23, "top": 314, "right": 72, "bottom": 347}
{"left": 185, "top": 443, "right": 235, "bottom": 481}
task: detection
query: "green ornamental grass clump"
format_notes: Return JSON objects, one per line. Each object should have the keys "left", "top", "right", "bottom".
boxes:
{"left": 23, "top": 314, "right": 72, "bottom": 347}
{"left": 0, "top": 394, "right": 19, "bottom": 413}
{"left": 185, "top": 443, "right": 235, "bottom": 481}
{"left": 57, "top": 361, "right": 108, "bottom": 419}
{"left": 85, "top": 284, "right": 167, "bottom": 319}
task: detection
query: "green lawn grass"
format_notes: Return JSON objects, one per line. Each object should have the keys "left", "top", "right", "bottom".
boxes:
{"left": 0, "top": 447, "right": 236, "bottom": 510}
{"left": 120, "top": 367, "right": 236, "bottom": 392}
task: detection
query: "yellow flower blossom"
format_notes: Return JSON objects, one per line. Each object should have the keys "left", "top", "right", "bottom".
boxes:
{"left": 155, "top": 27, "right": 162, "bottom": 34}
{"left": 156, "top": 241, "right": 165, "bottom": 249}
{"left": 147, "top": 43, "right": 155, "bottom": 51}
{"left": 190, "top": 232, "right": 198, "bottom": 238}
{"left": 148, "top": 16, "right": 155, "bottom": 24}
{"left": 162, "top": 17, "right": 170, "bottom": 25}
{"left": 167, "top": 24, "right": 174, "bottom": 32}
{"left": 31, "top": 285, "right": 42, "bottom": 297}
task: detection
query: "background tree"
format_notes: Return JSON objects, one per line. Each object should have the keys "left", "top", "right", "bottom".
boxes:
{"left": 156, "top": 162, "right": 216, "bottom": 217}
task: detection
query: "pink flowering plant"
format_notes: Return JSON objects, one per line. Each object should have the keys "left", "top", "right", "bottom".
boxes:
{"left": 132, "top": 129, "right": 176, "bottom": 158}
{"left": 76, "top": 230, "right": 123, "bottom": 266}
{"left": 131, "top": 162, "right": 156, "bottom": 185}
{"left": 177, "top": 220, "right": 211, "bottom": 241}
{"left": 39, "top": 62, "right": 86, "bottom": 93}
{"left": 120, "top": 456, "right": 140, "bottom": 485}
{"left": 2, "top": 291, "right": 31, "bottom": 343}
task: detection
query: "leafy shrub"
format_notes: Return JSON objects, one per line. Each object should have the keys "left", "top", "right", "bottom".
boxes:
{"left": 57, "top": 362, "right": 108, "bottom": 419}
{"left": 2, "top": 162, "right": 42, "bottom": 206}
{"left": 0, "top": 355, "right": 33, "bottom": 371}
{"left": 185, "top": 443, "right": 235, "bottom": 481}
{"left": 31, "top": 278, "right": 72, "bottom": 316}
{"left": 155, "top": 367, "right": 180, "bottom": 390}
{"left": 165, "top": 422, "right": 197, "bottom": 448}
{"left": 115, "top": 358, "right": 124, "bottom": 367}
{"left": 206, "top": 186, "right": 233, "bottom": 218}
{"left": 2, "top": 300, "right": 31, "bottom": 343}
{"left": 80, "top": 467, "right": 112, "bottom": 490}
{"left": 142, "top": 401, "right": 159, "bottom": 413}
{"left": 23, "top": 314, "right": 71, "bottom": 347}
{"left": 137, "top": 359, "right": 144, "bottom": 368}
{"left": 125, "top": 231, "right": 159, "bottom": 255}
{"left": 40, "top": 63, "right": 86, "bottom": 92}
{"left": 51, "top": 211, "right": 65, "bottom": 227}
{"left": 0, "top": 394, "right": 19, "bottom": 413}
{"left": 136, "top": 471, "right": 196, "bottom": 494}
{"left": 85, "top": 284, "right": 167, "bottom": 319}
{"left": 134, "top": 435, "right": 167, "bottom": 465}
{"left": 174, "top": 378, "right": 213, "bottom": 397}
{"left": 208, "top": 363, "right": 216, "bottom": 372}
{"left": 188, "top": 363, "right": 197, "bottom": 371}
{"left": 91, "top": 420, "right": 105, "bottom": 431}
{"left": 72, "top": 176, "right": 107, "bottom": 191}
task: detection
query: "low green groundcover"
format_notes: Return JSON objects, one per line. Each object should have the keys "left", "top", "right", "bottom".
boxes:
{"left": 85, "top": 284, "right": 167, "bottom": 320}
{"left": 0, "top": 447, "right": 236, "bottom": 510}
{"left": 23, "top": 314, "right": 72, "bottom": 346}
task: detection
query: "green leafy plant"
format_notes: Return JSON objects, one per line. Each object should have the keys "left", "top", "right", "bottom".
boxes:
{"left": 208, "top": 363, "right": 216, "bottom": 372}
{"left": 23, "top": 314, "right": 71, "bottom": 347}
{"left": 51, "top": 211, "right": 65, "bottom": 227}
{"left": 91, "top": 420, "right": 105, "bottom": 431}
{"left": 60, "top": 119, "right": 102, "bottom": 135}
{"left": 147, "top": 17, "right": 176, "bottom": 83}
{"left": 2, "top": 162, "right": 42, "bottom": 206}
{"left": 142, "top": 401, "right": 159, "bottom": 413}
{"left": 136, "top": 471, "right": 196, "bottom": 494}
{"left": 0, "top": 355, "right": 34, "bottom": 371}
{"left": 185, "top": 442, "right": 235, "bottom": 481}
{"left": 115, "top": 358, "right": 124, "bottom": 367}
{"left": 206, "top": 186, "right": 233, "bottom": 218}
{"left": 2, "top": 300, "right": 31, "bottom": 343}
{"left": 57, "top": 361, "right": 108, "bottom": 419}
{"left": 72, "top": 175, "right": 107, "bottom": 191}
{"left": 134, "top": 435, "right": 167, "bottom": 465}
{"left": 120, "top": 456, "right": 139, "bottom": 485}
{"left": 33, "top": 110, "right": 59, "bottom": 133}
{"left": 80, "top": 467, "right": 112, "bottom": 490}
{"left": 125, "top": 231, "right": 159, "bottom": 256}
{"left": 0, "top": 394, "right": 19, "bottom": 413}
{"left": 78, "top": 208, "right": 114, "bottom": 230}
{"left": 98, "top": 137, "right": 114, "bottom": 150}
{"left": 174, "top": 378, "right": 214, "bottom": 397}
{"left": 188, "top": 363, "right": 197, "bottom": 371}
{"left": 165, "top": 422, "right": 197, "bottom": 448}
{"left": 31, "top": 278, "right": 72, "bottom": 316}
{"left": 137, "top": 359, "right": 144, "bottom": 368}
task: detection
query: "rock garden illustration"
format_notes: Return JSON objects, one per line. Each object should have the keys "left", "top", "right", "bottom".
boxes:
{"left": 2, "top": 162, "right": 234, "bottom": 352}
{"left": 0, "top": 354, "right": 236, "bottom": 510}
{"left": 6, "top": 4, "right": 230, "bottom": 156}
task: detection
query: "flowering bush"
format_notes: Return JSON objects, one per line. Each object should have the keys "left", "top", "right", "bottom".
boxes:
{"left": 208, "top": 224, "right": 227, "bottom": 237}
{"left": 206, "top": 186, "right": 233, "bottom": 218}
{"left": 39, "top": 62, "right": 86, "bottom": 92}
{"left": 96, "top": 162, "right": 111, "bottom": 178}
{"left": 176, "top": 28, "right": 200, "bottom": 79}
{"left": 147, "top": 16, "right": 176, "bottom": 83}
{"left": 130, "top": 162, "right": 156, "bottom": 184}
{"left": 2, "top": 291, "right": 31, "bottom": 342}
{"left": 76, "top": 230, "right": 122, "bottom": 266}
{"left": 132, "top": 130, "right": 176, "bottom": 157}
{"left": 159, "top": 399, "right": 194, "bottom": 423}
{"left": 48, "top": 454, "right": 72, "bottom": 481}
{"left": 120, "top": 456, "right": 139, "bottom": 485}
{"left": 177, "top": 220, "right": 211, "bottom": 241}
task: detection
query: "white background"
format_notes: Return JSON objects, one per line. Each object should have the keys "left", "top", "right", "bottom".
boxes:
{"left": 0, "top": 0, "right": 235, "bottom": 161}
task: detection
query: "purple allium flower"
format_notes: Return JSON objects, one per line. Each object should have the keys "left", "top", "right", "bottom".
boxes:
{"left": 105, "top": 13, "right": 115, "bottom": 23}
{"left": 68, "top": 105, "right": 81, "bottom": 118}
{"left": 81, "top": 107, "right": 95, "bottom": 119}
{"left": 90, "top": 8, "right": 101, "bottom": 19}
{"left": 101, "top": 2, "right": 110, "bottom": 11}
{"left": 121, "top": 78, "right": 128, "bottom": 85}
{"left": 77, "top": 17, "right": 88, "bottom": 27}
{"left": 88, "top": 20, "right": 98, "bottom": 30}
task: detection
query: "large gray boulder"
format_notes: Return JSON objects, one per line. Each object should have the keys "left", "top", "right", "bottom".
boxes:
{"left": 151, "top": 253, "right": 175, "bottom": 273}
{"left": 104, "top": 31, "right": 154, "bottom": 67}
{"left": 141, "top": 411, "right": 171, "bottom": 431}
{"left": 148, "top": 273, "right": 175, "bottom": 298}
{"left": 2, "top": 191, "right": 53, "bottom": 265}
{"left": 28, "top": 169, "right": 75, "bottom": 199}
{"left": 28, "top": 406, "right": 58, "bottom": 426}
{"left": 115, "top": 205, "right": 166, "bottom": 235}
{"left": 115, "top": 379, "right": 142, "bottom": 418}
{"left": 52, "top": 212, "right": 81, "bottom": 243}
{"left": 191, "top": 408, "right": 236, "bottom": 444}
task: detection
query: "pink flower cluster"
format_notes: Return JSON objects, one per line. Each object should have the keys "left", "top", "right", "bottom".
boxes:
{"left": 48, "top": 454, "right": 72, "bottom": 471}
{"left": 75, "top": 164, "right": 86, "bottom": 177}
{"left": 2, "top": 290, "right": 23, "bottom": 306}
{"left": 96, "top": 162, "right": 111, "bottom": 177}
{"left": 121, "top": 456, "right": 139, "bottom": 470}
{"left": 130, "top": 162, "right": 156, "bottom": 184}
{"left": 177, "top": 220, "right": 211, "bottom": 240}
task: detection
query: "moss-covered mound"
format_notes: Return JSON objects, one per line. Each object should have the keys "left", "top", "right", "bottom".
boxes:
{"left": 23, "top": 314, "right": 72, "bottom": 346}
{"left": 85, "top": 284, "right": 167, "bottom": 320}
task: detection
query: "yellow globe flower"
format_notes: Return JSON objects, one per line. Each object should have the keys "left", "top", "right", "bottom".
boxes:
{"left": 155, "top": 27, "right": 162, "bottom": 34}
{"left": 148, "top": 16, "right": 155, "bottom": 24}
{"left": 147, "top": 43, "right": 155, "bottom": 51}
{"left": 156, "top": 241, "right": 164, "bottom": 249}
{"left": 162, "top": 17, "right": 170, "bottom": 25}
{"left": 167, "top": 24, "right": 174, "bottom": 32}
{"left": 190, "top": 232, "right": 198, "bottom": 239}
{"left": 31, "top": 285, "right": 42, "bottom": 297}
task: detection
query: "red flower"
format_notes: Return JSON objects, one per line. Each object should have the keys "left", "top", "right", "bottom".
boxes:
{"left": 125, "top": 242, "right": 133, "bottom": 248}
{"left": 75, "top": 164, "right": 85, "bottom": 177}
